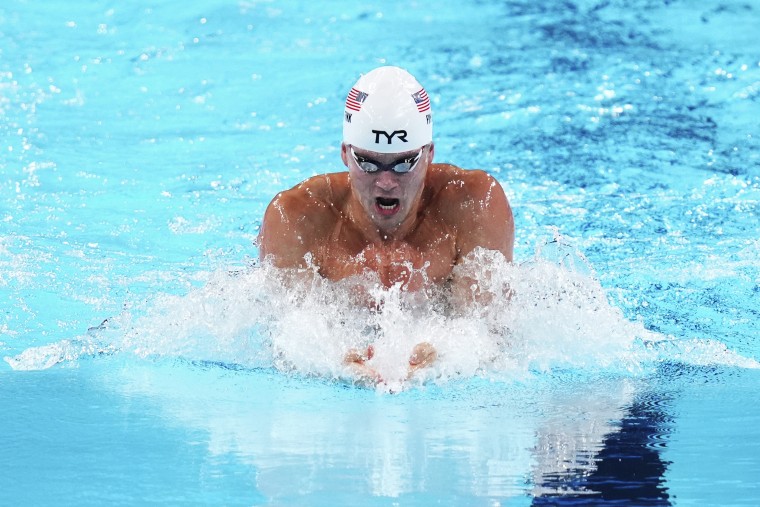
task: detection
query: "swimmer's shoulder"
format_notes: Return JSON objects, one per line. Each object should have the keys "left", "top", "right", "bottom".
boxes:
{"left": 271, "top": 172, "right": 350, "bottom": 217}
{"left": 260, "top": 173, "right": 350, "bottom": 262}
{"left": 427, "top": 163, "right": 508, "bottom": 210}
{"left": 426, "top": 164, "right": 514, "bottom": 260}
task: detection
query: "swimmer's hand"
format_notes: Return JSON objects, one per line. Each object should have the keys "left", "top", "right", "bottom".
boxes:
{"left": 343, "top": 345, "right": 383, "bottom": 386}
{"left": 343, "top": 342, "right": 438, "bottom": 387}
{"left": 406, "top": 342, "right": 437, "bottom": 380}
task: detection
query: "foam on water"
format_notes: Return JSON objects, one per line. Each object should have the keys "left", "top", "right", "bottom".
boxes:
{"left": 6, "top": 239, "right": 757, "bottom": 387}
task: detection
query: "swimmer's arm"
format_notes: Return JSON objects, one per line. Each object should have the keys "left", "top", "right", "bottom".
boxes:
{"left": 258, "top": 190, "right": 317, "bottom": 270}
{"left": 456, "top": 171, "right": 514, "bottom": 260}
{"left": 450, "top": 171, "right": 514, "bottom": 307}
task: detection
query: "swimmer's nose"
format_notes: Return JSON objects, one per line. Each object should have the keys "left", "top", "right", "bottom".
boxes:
{"left": 374, "top": 170, "right": 399, "bottom": 191}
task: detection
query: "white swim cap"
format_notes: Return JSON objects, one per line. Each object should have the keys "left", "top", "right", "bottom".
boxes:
{"left": 343, "top": 66, "right": 432, "bottom": 154}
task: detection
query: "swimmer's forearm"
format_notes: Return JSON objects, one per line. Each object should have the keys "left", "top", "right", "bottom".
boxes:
{"left": 449, "top": 273, "right": 494, "bottom": 309}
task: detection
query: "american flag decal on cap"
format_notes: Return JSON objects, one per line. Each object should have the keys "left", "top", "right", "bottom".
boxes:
{"left": 412, "top": 88, "right": 430, "bottom": 112}
{"left": 345, "top": 88, "right": 369, "bottom": 112}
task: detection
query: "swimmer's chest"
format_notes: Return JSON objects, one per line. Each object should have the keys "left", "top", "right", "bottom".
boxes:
{"left": 314, "top": 219, "right": 458, "bottom": 286}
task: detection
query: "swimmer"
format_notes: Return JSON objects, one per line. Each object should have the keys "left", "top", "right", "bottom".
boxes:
{"left": 258, "top": 66, "right": 514, "bottom": 383}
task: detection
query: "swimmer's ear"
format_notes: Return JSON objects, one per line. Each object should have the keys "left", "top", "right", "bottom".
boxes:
{"left": 427, "top": 142, "right": 435, "bottom": 163}
{"left": 340, "top": 143, "right": 349, "bottom": 167}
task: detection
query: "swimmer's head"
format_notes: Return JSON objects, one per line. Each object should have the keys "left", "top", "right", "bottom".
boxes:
{"left": 342, "top": 66, "right": 433, "bottom": 154}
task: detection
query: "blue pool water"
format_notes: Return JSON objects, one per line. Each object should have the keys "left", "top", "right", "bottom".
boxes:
{"left": 1, "top": 0, "right": 759, "bottom": 505}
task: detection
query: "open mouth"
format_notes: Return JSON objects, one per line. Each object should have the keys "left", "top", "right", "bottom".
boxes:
{"left": 375, "top": 197, "right": 400, "bottom": 216}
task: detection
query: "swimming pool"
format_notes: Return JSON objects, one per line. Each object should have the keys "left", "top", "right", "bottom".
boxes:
{"left": 1, "top": 0, "right": 758, "bottom": 505}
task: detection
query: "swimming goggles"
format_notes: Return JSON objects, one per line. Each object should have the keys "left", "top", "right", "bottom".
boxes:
{"left": 350, "top": 146, "right": 424, "bottom": 174}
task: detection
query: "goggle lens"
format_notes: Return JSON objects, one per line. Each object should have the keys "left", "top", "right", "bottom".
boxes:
{"left": 350, "top": 147, "right": 423, "bottom": 174}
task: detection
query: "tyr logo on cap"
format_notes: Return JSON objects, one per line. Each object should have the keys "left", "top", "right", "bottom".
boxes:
{"left": 371, "top": 130, "right": 408, "bottom": 144}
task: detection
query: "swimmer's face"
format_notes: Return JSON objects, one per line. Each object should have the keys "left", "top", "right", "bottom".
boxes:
{"left": 342, "top": 143, "right": 433, "bottom": 233}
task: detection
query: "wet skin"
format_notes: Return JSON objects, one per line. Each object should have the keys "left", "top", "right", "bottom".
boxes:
{"left": 258, "top": 142, "right": 515, "bottom": 383}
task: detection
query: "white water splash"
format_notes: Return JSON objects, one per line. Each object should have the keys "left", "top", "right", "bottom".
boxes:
{"left": 5, "top": 245, "right": 758, "bottom": 383}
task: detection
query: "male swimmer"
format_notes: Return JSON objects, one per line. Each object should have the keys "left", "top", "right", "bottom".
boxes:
{"left": 258, "top": 66, "right": 514, "bottom": 384}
